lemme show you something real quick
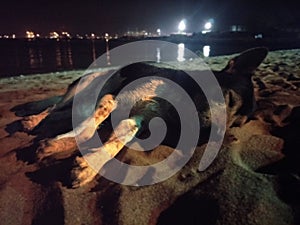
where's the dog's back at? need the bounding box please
[107,47,268,133]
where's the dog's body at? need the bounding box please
[34,47,268,187]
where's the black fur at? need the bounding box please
[103,47,268,133]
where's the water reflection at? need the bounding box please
[177,43,185,62]
[28,47,43,69]
[38,48,43,64]
[23,40,211,76]
[92,40,97,61]
[67,42,73,66]
[55,45,62,67]
[203,45,210,57]
[156,47,161,63]
[106,40,111,66]
[54,42,74,69]
[28,48,36,67]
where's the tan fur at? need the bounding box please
[71,117,141,187]
[36,94,117,160]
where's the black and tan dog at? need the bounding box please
[32,47,268,187]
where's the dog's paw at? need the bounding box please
[70,156,98,188]
[36,138,77,161]
[21,111,50,132]
[36,139,59,161]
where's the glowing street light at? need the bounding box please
[178,19,186,33]
[204,22,212,30]
[202,19,214,34]
[104,33,110,42]
[157,28,161,36]
[49,32,59,39]
[26,31,35,39]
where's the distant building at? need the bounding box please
[230,25,247,32]
[61,31,71,39]
[0,34,16,39]
[49,32,60,39]
[26,31,35,39]
[123,30,152,38]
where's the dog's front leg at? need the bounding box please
[36,94,117,160]
[71,116,143,188]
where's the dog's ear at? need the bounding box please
[224,47,268,74]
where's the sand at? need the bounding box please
[0,49,299,225]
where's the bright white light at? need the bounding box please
[105,33,110,42]
[204,22,212,30]
[156,47,161,63]
[203,45,210,57]
[157,28,161,36]
[177,43,185,62]
[49,32,59,39]
[178,20,186,32]
[26,31,35,39]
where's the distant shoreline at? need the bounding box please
[0,48,299,85]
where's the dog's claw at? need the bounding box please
[70,156,98,188]
[36,139,56,161]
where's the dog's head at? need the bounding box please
[223,47,268,75]
[216,47,268,127]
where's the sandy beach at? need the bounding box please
[0,49,299,225]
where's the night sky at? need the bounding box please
[1,0,299,36]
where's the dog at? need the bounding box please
[34,47,268,187]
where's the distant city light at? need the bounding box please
[76,34,83,39]
[104,33,110,42]
[0,34,16,39]
[157,28,161,36]
[178,20,186,32]
[26,31,35,39]
[202,19,214,34]
[254,33,263,39]
[49,31,59,39]
[204,22,212,30]
[62,31,71,38]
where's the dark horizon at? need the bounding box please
[1,0,300,36]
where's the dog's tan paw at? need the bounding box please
[22,111,50,131]
[36,138,77,161]
[71,156,98,188]
[36,139,58,161]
